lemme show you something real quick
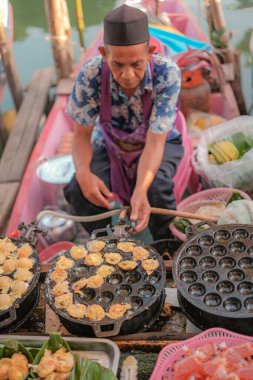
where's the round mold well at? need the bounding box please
[124,271,141,284]
[247,246,253,256]
[214,229,231,241]
[238,257,253,269]
[144,271,161,285]
[198,235,214,247]
[116,284,132,297]
[199,256,216,269]
[216,281,234,294]
[202,271,219,283]
[78,288,96,303]
[228,241,246,254]
[97,291,114,305]
[129,296,143,310]
[232,228,249,239]
[138,284,156,298]
[188,283,206,297]
[180,271,197,284]
[179,257,196,270]
[227,269,245,282]
[237,281,253,296]
[203,293,222,307]
[210,245,227,257]
[186,245,203,256]
[72,265,89,278]
[223,297,242,312]
[244,297,253,312]
[219,257,236,269]
[106,273,123,286]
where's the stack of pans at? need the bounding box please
[45,236,166,337]
[173,224,253,334]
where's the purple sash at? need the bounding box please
[100,60,154,204]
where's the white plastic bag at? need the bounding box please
[192,116,253,191]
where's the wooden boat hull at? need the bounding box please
[6,0,240,250]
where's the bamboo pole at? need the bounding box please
[75,0,85,49]
[205,0,247,115]
[44,0,74,80]
[0,23,23,110]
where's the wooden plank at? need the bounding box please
[0,182,20,233]
[0,68,53,182]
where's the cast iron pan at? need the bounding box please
[173,223,253,334]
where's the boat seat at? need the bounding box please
[173,110,200,204]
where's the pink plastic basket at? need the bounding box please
[170,187,251,241]
[149,327,253,380]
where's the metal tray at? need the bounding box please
[0,335,120,375]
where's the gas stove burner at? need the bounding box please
[173,224,253,335]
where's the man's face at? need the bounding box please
[99,42,155,95]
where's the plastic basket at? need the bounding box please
[170,187,251,241]
[149,327,253,380]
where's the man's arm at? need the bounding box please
[73,123,112,209]
[130,130,167,232]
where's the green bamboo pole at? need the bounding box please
[75,0,85,49]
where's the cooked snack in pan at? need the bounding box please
[52,281,69,297]
[2,258,16,274]
[10,280,28,300]
[54,293,73,310]
[0,293,13,310]
[67,303,86,319]
[85,253,103,266]
[96,264,115,278]
[50,269,68,283]
[104,252,122,265]
[72,278,88,294]
[85,304,105,321]
[141,258,159,275]
[0,276,12,293]
[17,242,33,258]
[70,245,87,260]
[0,353,29,380]
[118,260,138,271]
[87,240,106,252]
[0,238,17,254]
[55,256,74,270]
[132,246,149,261]
[0,253,6,265]
[16,257,33,270]
[87,274,104,289]
[117,242,136,252]
[14,268,33,282]
[107,303,131,319]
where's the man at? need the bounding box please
[64,4,183,240]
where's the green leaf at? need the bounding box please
[0,340,34,363]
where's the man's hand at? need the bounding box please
[77,171,113,209]
[130,190,151,233]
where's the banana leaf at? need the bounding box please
[79,358,118,380]
[0,339,34,363]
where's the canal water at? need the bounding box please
[2,0,253,113]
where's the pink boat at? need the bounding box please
[6,0,240,250]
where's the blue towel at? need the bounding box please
[149,26,211,55]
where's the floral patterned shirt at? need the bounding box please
[66,53,181,146]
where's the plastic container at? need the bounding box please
[150,327,253,380]
[170,187,251,241]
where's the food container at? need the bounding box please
[173,223,253,334]
[45,227,166,337]
[150,327,253,380]
[36,154,75,207]
[0,335,120,375]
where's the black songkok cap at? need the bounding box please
[103,4,149,46]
